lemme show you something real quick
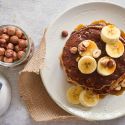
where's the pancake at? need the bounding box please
[61,20,125,95]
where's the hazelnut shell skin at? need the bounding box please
[0,48,5,56]
[10,35,19,44]
[17,51,25,59]
[3,57,13,63]
[62,30,68,37]
[5,49,14,58]
[7,27,16,36]
[19,39,28,48]
[7,43,14,50]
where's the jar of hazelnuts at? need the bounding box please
[0,25,34,68]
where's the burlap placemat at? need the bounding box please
[19,30,81,121]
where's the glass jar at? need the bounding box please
[0,25,34,68]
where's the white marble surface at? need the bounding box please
[0,0,125,125]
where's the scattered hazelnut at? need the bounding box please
[70,47,77,54]
[17,51,25,59]
[16,29,23,38]
[1,34,9,41]
[100,58,109,67]
[76,56,80,62]
[7,26,16,35]
[3,57,13,63]
[107,59,115,68]
[10,35,19,44]
[5,49,14,58]
[78,42,86,52]
[0,39,6,44]
[82,40,90,47]
[7,43,14,50]
[61,30,68,37]
[13,51,17,61]
[0,48,5,56]
[0,56,4,61]
[92,49,101,58]
[19,39,28,48]
[14,45,23,52]
[115,86,121,91]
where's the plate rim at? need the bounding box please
[40,1,125,121]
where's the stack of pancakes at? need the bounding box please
[61,20,125,95]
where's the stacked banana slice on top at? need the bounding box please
[66,24,125,107]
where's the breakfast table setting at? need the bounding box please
[1,0,125,125]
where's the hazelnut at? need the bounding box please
[100,58,109,67]
[0,43,7,48]
[76,56,80,62]
[78,42,86,52]
[7,26,16,35]
[13,51,17,61]
[92,49,101,58]
[1,34,9,41]
[61,30,68,37]
[2,27,7,33]
[14,45,23,52]
[3,57,13,63]
[7,43,14,50]
[107,59,115,68]
[0,39,6,44]
[17,51,25,59]
[0,48,5,56]
[21,34,27,40]
[19,39,28,48]
[0,56,4,61]
[82,40,90,47]
[70,47,77,54]
[10,35,19,44]
[16,29,23,38]
[5,49,14,58]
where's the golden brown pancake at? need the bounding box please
[61,20,125,95]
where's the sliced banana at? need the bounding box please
[97,56,116,76]
[78,40,98,57]
[101,25,120,44]
[66,86,83,104]
[78,56,97,74]
[106,40,124,58]
[79,90,99,107]
[75,24,85,31]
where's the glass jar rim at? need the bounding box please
[0,24,31,68]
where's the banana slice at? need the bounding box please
[97,56,116,76]
[66,86,83,104]
[101,25,120,44]
[78,40,98,57]
[78,56,97,74]
[106,40,124,58]
[79,90,99,107]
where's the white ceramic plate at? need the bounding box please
[40,2,125,121]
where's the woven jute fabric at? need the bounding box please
[19,31,81,121]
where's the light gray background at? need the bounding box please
[0,0,125,125]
